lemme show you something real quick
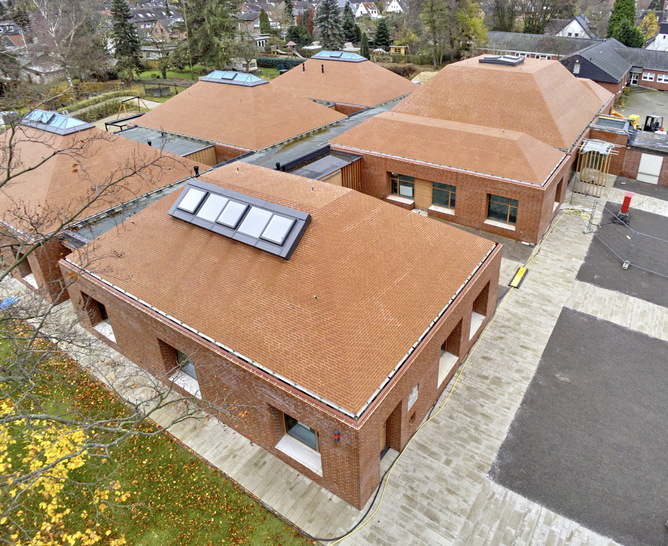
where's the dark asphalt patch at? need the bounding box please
[490,308,668,546]
[576,202,668,308]
[614,177,668,202]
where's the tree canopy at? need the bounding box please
[111,0,142,79]
[375,18,391,48]
[315,0,344,50]
[607,0,636,37]
[611,18,645,47]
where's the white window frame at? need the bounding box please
[642,72,655,81]
[657,73,668,83]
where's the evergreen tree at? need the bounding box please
[375,18,391,48]
[283,0,295,27]
[316,0,344,49]
[111,0,142,78]
[607,0,636,37]
[354,23,362,43]
[342,2,356,43]
[287,25,310,46]
[360,31,370,58]
[260,9,271,34]
[611,19,645,47]
[183,0,237,68]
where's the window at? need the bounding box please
[83,293,115,342]
[276,412,323,475]
[657,74,668,83]
[175,350,196,379]
[169,348,200,397]
[284,415,319,451]
[439,321,462,386]
[13,248,36,288]
[432,182,456,209]
[642,72,655,81]
[487,194,518,225]
[390,173,414,199]
[407,384,419,409]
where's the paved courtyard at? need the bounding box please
[2,174,667,545]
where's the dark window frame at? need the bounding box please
[487,194,519,225]
[284,414,320,451]
[390,173,415,199]
[432,182,456,209]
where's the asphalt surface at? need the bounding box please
[576,202,668,308]
[490,307,668,546]
[614,176,668,201]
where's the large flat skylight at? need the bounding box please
[200,70,268,87]
[22,109,94,135]
[168,179,310,260]
[312,50,366,63]
[479,55,525,66]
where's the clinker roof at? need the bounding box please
[71,163,498,416]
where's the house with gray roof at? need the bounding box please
[480,32,600,60]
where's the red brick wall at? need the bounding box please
[637,71,668,91]
[621,148,668,187]
[2,238,71,304]
[60,245,502,509]
[329,150,566,244]
[335,103,366,115]
[213,144,248,164]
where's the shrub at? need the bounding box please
[256,57,305,69]
[76,100,122,122]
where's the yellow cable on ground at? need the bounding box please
[330,209,574,544]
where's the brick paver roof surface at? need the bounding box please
[0,125,200,234]
[271,57,417,107]
[74,163,497,415]
[331,111,566,184]
[392,56,611,150]
[135,79,345,151]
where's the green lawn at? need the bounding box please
[0,327,312,545]
[137,66,207,81]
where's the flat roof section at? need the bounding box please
[288,150,361,180]
[118,126,214,157]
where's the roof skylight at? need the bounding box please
[169,179,310,259]
[22,109,94,135]
[200,70,268,86]
[479,55,525,66]
[312,50,366,63]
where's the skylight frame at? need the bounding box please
[168,178,311,260]
[311,50,366,63]
[21,109,94,136]
[199,70,269,87]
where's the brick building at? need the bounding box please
[0,110,202,303]
[330,56,613,244]
[131,71,345,164]
[271,51,417,114]
[61,162,502,508]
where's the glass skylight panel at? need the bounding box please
[217,201,248,229]
[238,207,273,238]
[195,193,229,222]
[261,215,294,245]
[177,188,207,213]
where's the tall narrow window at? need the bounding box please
[14,248,37,288]
[170,348,200,397]
[432,182,456,209]
[390,173,414,199]
[82,293,115,342]
[276,411,323,475]
[487,194,519,225]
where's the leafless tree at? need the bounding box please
[0,107,250,543]
[24,0,109,86]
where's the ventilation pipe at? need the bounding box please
[193,165,200,177]
[147,140,152,147]
[321,64,324,73]
[302,63,305,72]
[275,162,281,170]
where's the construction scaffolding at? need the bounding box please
[572,139,617,198]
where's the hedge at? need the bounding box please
[59,90,137,115]
[256,57,305,70]
[75,100,122,122]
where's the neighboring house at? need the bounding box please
[61,161,502,509]
[481,31,601,60]
[545,15,596,39]
[385,0,407,14]
[130,4,184,42]
[132,70,345,162]
[330,56,613,244]
[0,20,25,49]
[271,50,416,114]
[645,21,668,51]
[560,38,631,96]
[355,2,381,18]
[0,110,202,304]
[614,47,668,90]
